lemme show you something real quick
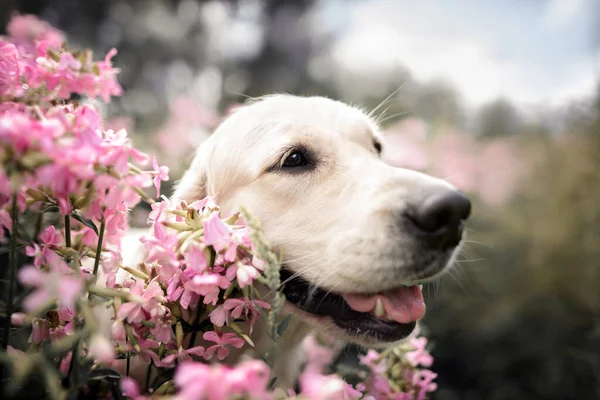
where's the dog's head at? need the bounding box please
[173,94,471,347]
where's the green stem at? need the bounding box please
[92,220,105,276]
[67,339,80,387]
[145,364,152,391]
[126,335,130,377]
[187,306,205,349]
[2,193,19,353]
[33,212,44,240]
[64,215,71,248]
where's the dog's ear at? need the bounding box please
[171,136,215,203]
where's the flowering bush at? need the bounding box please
[382,118,529,206]
[0,14,437,400]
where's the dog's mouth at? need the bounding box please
[279,269,424,343]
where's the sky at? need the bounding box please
[323,0,599,109]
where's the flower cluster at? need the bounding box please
[107,196,272,372]
[356,337,437,400]
[382,118,527,206]
[0,14,438,400]
[1,14,121,103]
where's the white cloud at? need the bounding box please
[327,0,597,108]
[543,0,586,28]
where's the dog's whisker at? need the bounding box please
[454,258,485,263]
[228,91,254,100]
[446,269,468,295]
[303,284,321,308]
[461,239,492,248]
[376,110,412,125]
[368,80,410,119]
[373,105,393,124]
[311,283,344,312]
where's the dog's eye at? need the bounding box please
[373,141,382,154]
[282,150,308,168]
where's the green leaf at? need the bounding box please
[276,314,292,337]
[40,205,59,213]
[70,211,99,235]
[268,376,278,389]
[71,357,95,388]
[87,368,121,381]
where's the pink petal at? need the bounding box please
[203,345,217,361]
[186,346,205,357]
[217,346,230,360]
[18,265,45,286]
[203,212,232,252]
[202,331,221,344]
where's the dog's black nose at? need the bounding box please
[405,188,471,248]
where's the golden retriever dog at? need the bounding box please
[115,94,471,387]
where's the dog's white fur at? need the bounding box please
[113,94,462,386]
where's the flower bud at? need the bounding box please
[176,321,184,348]
[11,312,27,326]
[111,320,126,342]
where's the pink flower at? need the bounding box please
[173,360,270,400]
[0,41,23,97]
[25,225,64,267]
[234,262,260,288]
[18,265,83,311]
[202,331,245,361]
[10,312,26,326]
[303,335,336,371]
[188,195,217,212]
[30,318,49,344]
[413,369,438,400]
[224,298,270,320]
[117,281,166,324]
[223,360,271,398]
[183,273,230,302]
[140,232,180,279]
[203,212,233,252]
[406,337,433,367]
[48,306,76,340]
[150,318,173,343]
[121,377,146,400]
[104,201,129,237]
[139,347,162,368]
[148,198,169,239]
[223,297,270,333]
[209,305,230,327]
[174,362,228,400]
[151,156,169,198]
[161,345,205,368]
[7,14,64,52]
[111,320,126,342]
[183,245,208,273]
[299,369,349,400]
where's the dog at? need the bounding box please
[116,94,471,387]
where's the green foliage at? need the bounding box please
[474,98,522,138]
[424,87,600,400]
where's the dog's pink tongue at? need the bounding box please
[342,286,425,324]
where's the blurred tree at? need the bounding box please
[410,79,465,128]
[0,0,321,127]
[474,98,522,138]
[426,85,600,400]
